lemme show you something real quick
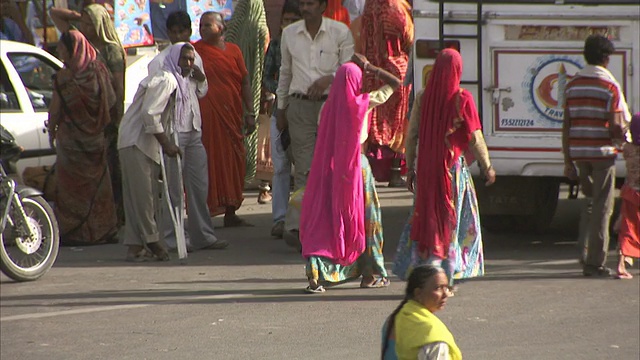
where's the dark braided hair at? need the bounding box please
[381,265,443,360]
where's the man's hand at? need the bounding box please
[162,143,181,158]
[191,64,206,82]
[276,108,288,132]
[307,75,333,100]
[244,115,257,136]
[564,162,578,181]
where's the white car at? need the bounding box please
[0,40,61,176]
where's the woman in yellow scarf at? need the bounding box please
[382,265,462,360]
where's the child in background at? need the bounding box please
[616,113,640,279]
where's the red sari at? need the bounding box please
[411,49,481,258]
[194,41,248,214]
[361,0,413,152]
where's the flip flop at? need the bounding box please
[304,285,325,294]
[615,272,633,280]
[360,277,390,288]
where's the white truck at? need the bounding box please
[411,0,640,232]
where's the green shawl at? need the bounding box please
[225,0,269,182]
[83,4,124,49]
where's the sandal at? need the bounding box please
[360,277,390,288]
[224,214,254,228]
[125,247,155,262]
[615,271,633,280]
[147,243,170,262]
[304,285,325,294]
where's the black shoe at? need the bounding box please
[583,265,612,277]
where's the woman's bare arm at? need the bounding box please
[49,8,82,33]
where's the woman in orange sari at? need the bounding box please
[194,12,256,227]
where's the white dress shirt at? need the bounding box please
[117,72,177,164]
[276,17,354,109]
[147,46,208,132]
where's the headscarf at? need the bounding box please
[63,30,98,73]
[411,49,467,258]
[300,62,370,266]
[162,43,193,130]
[51,30,115,136]
[83,4,124,48]
[224,0,269,181]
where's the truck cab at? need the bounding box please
[411,0,640,232]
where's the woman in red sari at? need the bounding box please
[361,0,413,186]
[393,49,496,289]
[194,12,256,226]
[47,30,117,245]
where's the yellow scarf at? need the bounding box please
[395,300,462,360]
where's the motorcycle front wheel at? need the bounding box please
[0,195,60,281]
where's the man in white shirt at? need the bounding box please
[275,0,354,193]
[118,43,191,261]
[275,0,354,248]
[147,11,228,252]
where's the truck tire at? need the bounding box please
[514,179,560,234]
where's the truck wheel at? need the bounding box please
[480,214,515,233]
[514,179,560,234]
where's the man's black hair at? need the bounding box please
[282,0,302,17]
[166,11,191,31]
[583,35,615,66]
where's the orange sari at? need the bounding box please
[194,41,248,214]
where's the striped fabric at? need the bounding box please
[565,76,621,161]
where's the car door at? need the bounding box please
[3,51,59,172]
[0,58,43,173]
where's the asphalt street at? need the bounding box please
[1,185,639,360]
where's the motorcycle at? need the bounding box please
[0,125,59,281]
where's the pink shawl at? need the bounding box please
[300,63,370,265]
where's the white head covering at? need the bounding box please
[163,43,194,129]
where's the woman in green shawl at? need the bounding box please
[224,0,270,192]
[51,4,126,232]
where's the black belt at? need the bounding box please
[290,93,328,101]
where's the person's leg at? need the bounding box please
[120,147,167,260]
[182,131,228,249]
[576,161,593,266]
[358,154,389,287]
[270,114,291,237]
[584,159,615,274]
[388,157,406,187]
[258,180,272,203]
[287,98,320,191]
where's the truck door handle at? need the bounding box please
[484,86,511,105]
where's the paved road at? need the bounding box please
[1,186,638,360]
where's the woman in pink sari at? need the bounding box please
[300,55,401,293]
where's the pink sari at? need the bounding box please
[300,63,370,266]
